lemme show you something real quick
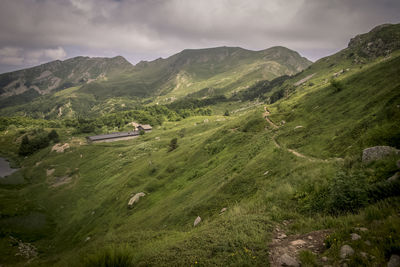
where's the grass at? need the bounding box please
[0,32,399,266]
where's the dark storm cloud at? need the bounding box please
[0,0,399,73]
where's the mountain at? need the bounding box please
[0,56,133,108]
[0,23,399,266]
[0,46,311,118]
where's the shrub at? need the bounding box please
[330,79,344,92]
[168,138,178,152]
[326,172,368,215]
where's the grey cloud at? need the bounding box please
[0,0,399,73]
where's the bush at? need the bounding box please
[168,138,178,152]
[330,79,344,92]
[326,172,368,215]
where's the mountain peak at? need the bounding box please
[348,23,400,58]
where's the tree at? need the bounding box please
[168,138,178,152]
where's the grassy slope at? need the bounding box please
[0,45,400,266]
[0,47,311,119]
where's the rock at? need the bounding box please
[220,207,227,213]
[388,172,400,182]
[340,245,354,259]
[307,235,313,240]
[321,256,328,262]
[388,255,400,267]
[277,233,287,239]
[155,137,160,140]
[194,216,201,226]
[364,240,371,246]
[351,233,361,241]
[362,146,400,163]
[290,239,306,246]
[128,192,145,207]
[203,119,209,123]
[85,236,91,242]
[51,143,70,153]
[354,227,368,232]
[277,253,299,267]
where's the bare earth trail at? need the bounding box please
[263,107,342,163]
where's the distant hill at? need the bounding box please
[0,56,133,107]
[0,45,311,118]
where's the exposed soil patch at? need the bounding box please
[269,225,331,266]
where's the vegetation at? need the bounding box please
[0,23,399,266]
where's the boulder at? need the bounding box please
[351,233,361,241]
[277,253,299,267]
[362,146,400,163]
[128,192,145,207]
[340,245,354,259]
[388,254,400,267]
[194,216,201,226]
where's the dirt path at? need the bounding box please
[269,223,331,266]
[263,107,342,163]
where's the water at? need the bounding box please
[0,157,18,177]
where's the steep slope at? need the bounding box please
[0,24,399,266]
[0,56,133,107]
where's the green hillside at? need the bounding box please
[0,24,399,266]
[0,46,311,119]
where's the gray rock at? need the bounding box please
[321,256,328,262]
[364,240,372,246]
[362,146,400,163]
[340,245,354,259]
[351,233,361,241]
[388,172,400,182]
[193,216,201,226]
[388,254,400,267]
[277,233,287,239]
[278,253,299,267]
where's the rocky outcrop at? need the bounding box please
[362,146,400,163]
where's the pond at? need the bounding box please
[0,157,19,178]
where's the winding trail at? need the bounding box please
[263,107,342,163]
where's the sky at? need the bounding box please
[0,0,399,74]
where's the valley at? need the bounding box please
[0,23,399,266]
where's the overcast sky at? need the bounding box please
[0,0,399,73]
